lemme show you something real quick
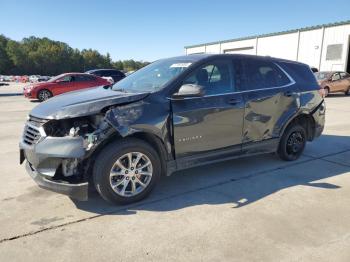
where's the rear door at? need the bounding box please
[171,58,245,158]
[239,58,298,148]
[83,75,102,88]
[73,75,99,90]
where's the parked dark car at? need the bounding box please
[85,69,125,84]
[23,73,110,101]
[20,54,325,204]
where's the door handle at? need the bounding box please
[228,98,241,105]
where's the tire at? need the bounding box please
[93,138,161,205]
[277,124,307,161]
[324,87,330,97]
[37,89,52,101]
[345,87,350,96]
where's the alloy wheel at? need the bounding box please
[38,90,51,101]
[109,152,153,197]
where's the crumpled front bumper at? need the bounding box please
[25,161,89,200]
[20,136,89,201]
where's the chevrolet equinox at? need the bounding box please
[20,54,325,204]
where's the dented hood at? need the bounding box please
[30,86,150,119]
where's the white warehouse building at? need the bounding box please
[185,20,350,73]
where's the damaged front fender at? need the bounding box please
[105,100,167,138]
[104,99,173,159]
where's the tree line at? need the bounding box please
[0,35,150,76]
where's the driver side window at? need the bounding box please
[183,60,234,95]
[61,76,72,82]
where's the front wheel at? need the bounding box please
[37,89,52,101]
[345,87,350,96]
[93,138,161,205]
[278,124,306,161]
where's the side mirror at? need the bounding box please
[172,84,205,99]
[103,84,112,89]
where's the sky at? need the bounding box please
[0,0,349,62]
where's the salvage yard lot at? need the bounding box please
[0,84,350,261]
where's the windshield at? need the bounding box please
[48,74,66,82]
[314,72,331,80]
[112,59,192,92]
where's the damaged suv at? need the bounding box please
[20,54,325,204]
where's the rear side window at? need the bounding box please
[340,72,350,79]
[103,70,112,76]
[118,71,126,77]
[110,70,119,76]
[86,75,97,81]
[108,70,125,77]
[75,75,95,81]
[241,59,291,91]
[279,62,318,88]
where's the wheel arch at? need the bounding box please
[86,130,170,178]
[129,132,169,176]
[324,86,330,95]
[280,113,316,141]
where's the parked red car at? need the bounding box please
[20,75,29,83]
[23,73,110,101]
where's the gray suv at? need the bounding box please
[20,54,325,205]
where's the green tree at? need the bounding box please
[0,35,13,74]
[0,35,150,75]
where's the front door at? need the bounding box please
[171,58,244,158]
[54,75,73,95]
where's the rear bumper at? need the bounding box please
[312,100,326,139]
[25,161,89,200]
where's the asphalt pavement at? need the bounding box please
[0,85,349,261]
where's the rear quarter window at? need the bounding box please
[279,62,318,90]
[241,59,291,91]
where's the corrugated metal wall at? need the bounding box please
[185,24,350,72]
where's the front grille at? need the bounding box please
[22,116,48,145]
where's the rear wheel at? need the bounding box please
[37,89,52,101]
[93,138,161,205]
[278,124,306,161]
